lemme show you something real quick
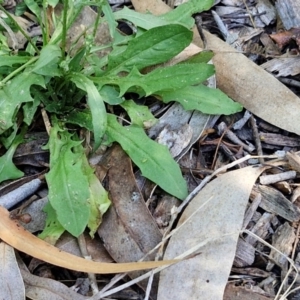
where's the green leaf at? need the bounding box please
[181,51,214,64]
[65,109,93,131]
[24,0,42,22]
[99,85,124,105]
[161,0,214,28]
[38,202,66,244]
[70,73,107,150]
[121,100,157,128]
[106,114,188,200]
[0,129,24,183]
[95,63,214,96]
[105,24,193,74]
[23,96,40,125]
[0,56,31,67]
[47,0,60,7]
[32,44,62,76]
[114,0,214,30]
[114,7,176,30]
[45,123,90,237]
[0,72,44,134]
[102,0,118,39]
[81,156,110,238]
[157,85,243,114]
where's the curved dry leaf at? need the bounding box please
[0,242,25,300]
[0,206,176,274]
[157,166,265,300]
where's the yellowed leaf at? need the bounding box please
[0,206,175,273]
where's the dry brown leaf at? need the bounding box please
[0,206,176,273]
[132,0,300,136]
[0,242,25,300]
[21,268,87,300]
[98,145,163,295]
[157,166,265,300]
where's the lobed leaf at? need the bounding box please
[38,202,66,245]
[114,0,214,30]
[0,72,44,134]
[0,131,24,183]
[105,24,193,74]
[0,56,31,67]
[106,114,188,200]
[156,85,243,115]
[45,123,90,237]
[94,63,215,96]
[121,100,157,128]
[161,0,214,28]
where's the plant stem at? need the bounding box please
[0,57,38,85]
[61,0,69,59]
[0,5,40,54]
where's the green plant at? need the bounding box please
[0,0,242,238]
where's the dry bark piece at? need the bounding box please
[256,185,300,222]
[244,212,273,246]
[259,132,300,147]
[231,267,270,277]
[266,222,296,271]
[233,238,255,267]
[259,171,296,185]
[260,56,300,77]
[224,283,274,300]
[286,151,300,172]
[275,0,300,30]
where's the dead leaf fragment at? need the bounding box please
[0,242,25,300]
[157,166,265,300]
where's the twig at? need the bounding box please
[250,115,264,164]
[77,234,99,295]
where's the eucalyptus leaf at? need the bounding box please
[105,24,193,74]
[157,85,243,115]
[106,114,188,200]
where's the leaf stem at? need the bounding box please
[61,0,69,59]
[0,5,40,54]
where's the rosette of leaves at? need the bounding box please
[0,0,242,238]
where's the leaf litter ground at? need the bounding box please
[2,0,300,299]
